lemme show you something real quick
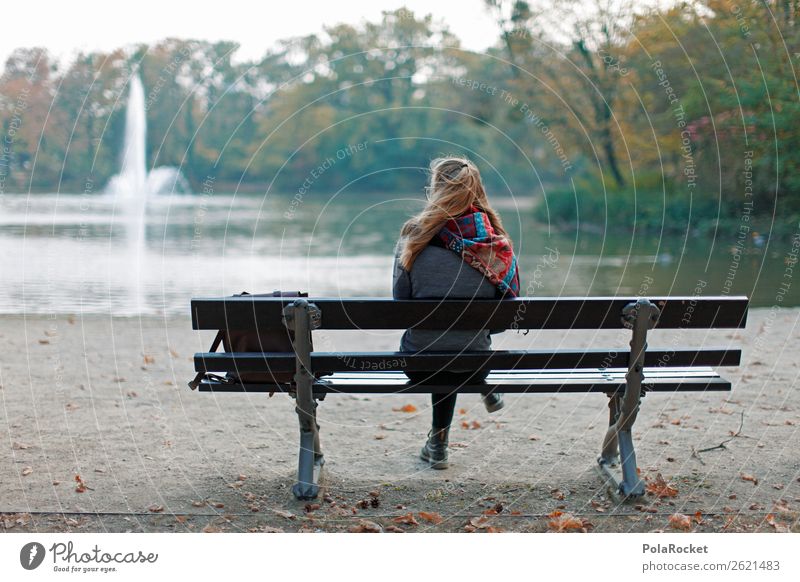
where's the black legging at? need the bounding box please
[405,370,490,430]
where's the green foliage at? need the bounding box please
[0,3,797,231]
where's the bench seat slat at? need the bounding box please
[191,296,748,331]
[196,369,731,394]
[194,348,741,374]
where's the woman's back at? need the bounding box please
[393,244,497,352]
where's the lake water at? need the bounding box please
[0,191,793,315]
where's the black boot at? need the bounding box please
[420,427,449,469]
[482,392,505,413]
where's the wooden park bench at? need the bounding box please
[189,295,748,500]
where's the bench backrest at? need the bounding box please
[191,296,749,331]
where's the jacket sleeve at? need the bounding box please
[392,248,412,300]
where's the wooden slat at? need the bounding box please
[194,348,741,374]
[196,369,731,394]
[191,296,748,331]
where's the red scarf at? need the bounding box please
[437,206,520,296]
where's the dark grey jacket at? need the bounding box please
[392,243,501,355]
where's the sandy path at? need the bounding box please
[1,309,798,532]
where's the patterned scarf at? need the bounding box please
[437,205,520,297]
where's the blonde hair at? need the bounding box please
[399,156,509,271]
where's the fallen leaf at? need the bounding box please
[12,442,31,450]
[202,524,222,533]
[668,513,692,531]
[175,515,187,524]
[764,514,789,532]
[213,502,224,509]
[772,500,791,514]
[384,525,404,533]
[393,513,419,526]
[392,404,417,413]
[21,467,32,477]
[143,355,155,365]
[38,339,50,345]
[374,434,386,440]
[646,473,679,498]
[469,515,491,529]
[458,408,467,415]
[74,474,91,493]
[693,511,704,525]
[275,510,295,520]
[528,435,540,441]
[237,474,247,481]
[419,511,443,524]
[349,519,382,533]
[148,505,164,513]
[191,501,206,508]
[741,473,759,485]
[548,512,586,532]
[486,526,503,533]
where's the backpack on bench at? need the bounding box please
[189,290,323,389]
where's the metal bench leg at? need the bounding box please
[284,299,324,500]
[600,393,621,464]
[598,298,660,499]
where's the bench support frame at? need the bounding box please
[598,298,660,498]
[284,299,324,500]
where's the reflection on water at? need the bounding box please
[0,192,790,315]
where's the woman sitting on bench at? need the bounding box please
[392,156,520,469]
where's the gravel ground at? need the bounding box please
[1,309,798,533]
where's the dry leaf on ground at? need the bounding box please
[419,511,443,524]
[741,473,759,485]
[393,513,419,526]
[668,513,692,531]
[74,474,90,493]
[547,511,586,532]
[646,473,679,498]
[469,516,492,529]
[349,519,382,533]
[392,404,417,413]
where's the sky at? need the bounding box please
[0,0,504,67]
